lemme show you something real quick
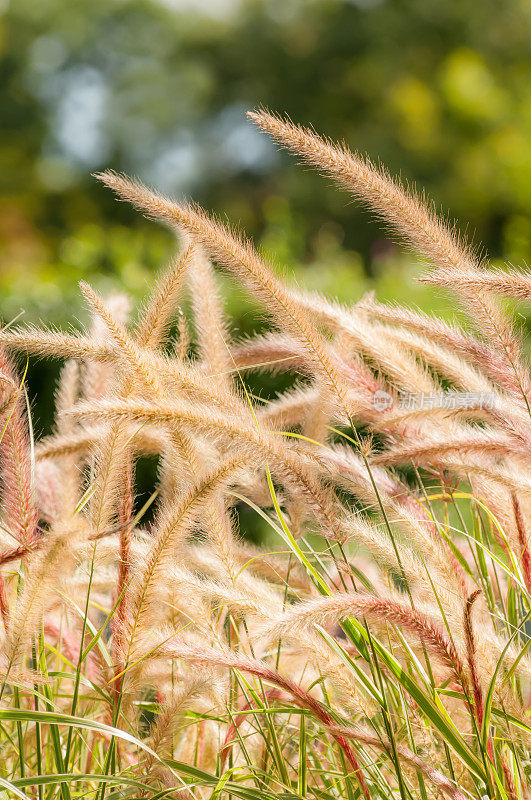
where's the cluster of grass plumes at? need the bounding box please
[0,110,530,800]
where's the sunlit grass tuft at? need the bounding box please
[0,112,529,799]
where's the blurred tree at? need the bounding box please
[2,0,531,307]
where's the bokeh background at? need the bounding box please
[1,0,531,435]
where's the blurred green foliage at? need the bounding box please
[1,0,531,430]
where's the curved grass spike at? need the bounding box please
[247,109,531,416]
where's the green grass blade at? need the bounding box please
[0,709,160,761]
[0,776,28,799]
